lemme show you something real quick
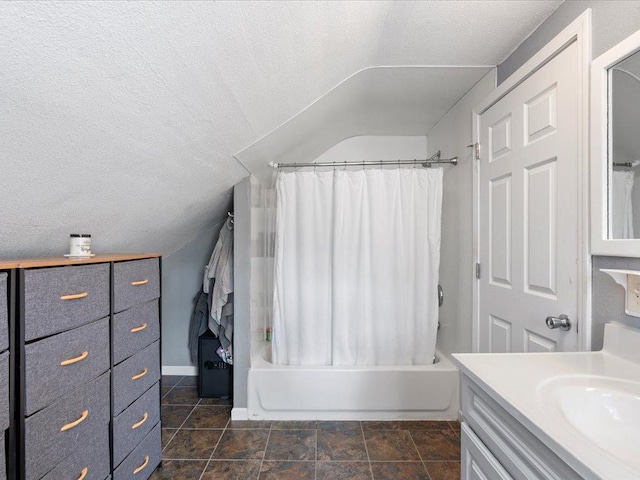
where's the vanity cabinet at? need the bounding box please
[3,254,162,480]
[460,375,582,480]
[461,422,511,480]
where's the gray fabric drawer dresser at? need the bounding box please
[0,271,11,480]
[0,254,162,480]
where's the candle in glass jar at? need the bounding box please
[69,234,91,256]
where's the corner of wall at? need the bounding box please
[233,177,252,408]
[161,219,225,369]
[427,70,496,355]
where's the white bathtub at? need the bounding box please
[247,345,460,421]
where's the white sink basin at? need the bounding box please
[538,375,640,469]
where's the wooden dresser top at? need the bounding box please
[0,253,161,269]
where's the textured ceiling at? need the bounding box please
[0,1,562,258]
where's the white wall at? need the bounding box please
[427,70,497,355]
[497,1,640,84]
[314,135,427,164]
[161,220,224,372]
[233,177,252,409]
[235,69,487,184]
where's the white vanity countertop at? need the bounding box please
[452,323,640,480]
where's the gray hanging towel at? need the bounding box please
[188,290,210,365]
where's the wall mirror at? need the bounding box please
[592,28,640,256]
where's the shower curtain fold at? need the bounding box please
[612,170,635,239]
[272,168,443,366]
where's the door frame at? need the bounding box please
[471,10,592,352]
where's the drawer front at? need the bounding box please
[113,423,161,480]
[113,382,160,466]
[114,259,160,313]
[0,432,5,480]
[462,376,582,480]
[113,300,160,365]
[0,272,8,353]
[461,422,513,480]
[25,317,110,415]
[0,352,9,432]
[25,372,110,480]
[113,341,160,415]
[42,427,110,480]
[24,264,110,341]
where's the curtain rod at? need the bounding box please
[270,150,458,169]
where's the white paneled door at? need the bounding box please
[478,42,580,353]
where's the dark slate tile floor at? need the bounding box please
[152,376,461,480]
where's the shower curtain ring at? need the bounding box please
[344,161,347,171]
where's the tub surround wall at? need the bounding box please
[248,177,274,366]
[426,70,497,355]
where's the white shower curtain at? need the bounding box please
[272,168,443,366]
[612,170,635,239]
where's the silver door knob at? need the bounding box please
[545,314,571,331]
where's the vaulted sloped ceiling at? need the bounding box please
[236,66,493,184]
[0,1,562,258]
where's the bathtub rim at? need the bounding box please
[246,347,461,421]
[250,347,457,372]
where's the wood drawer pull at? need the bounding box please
[60,351,89,366]
[131,279,149,286]
[61,410,89,432]
[131,367,148,381]
[130,323,148,333]
[60,292,88,301]
[133,455,149,475]
[132,412,148,429]
[77,467,88,480]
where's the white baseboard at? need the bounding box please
[162,365,198,376]
[231,408,249,421]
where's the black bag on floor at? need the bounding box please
[198,331,233,398]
